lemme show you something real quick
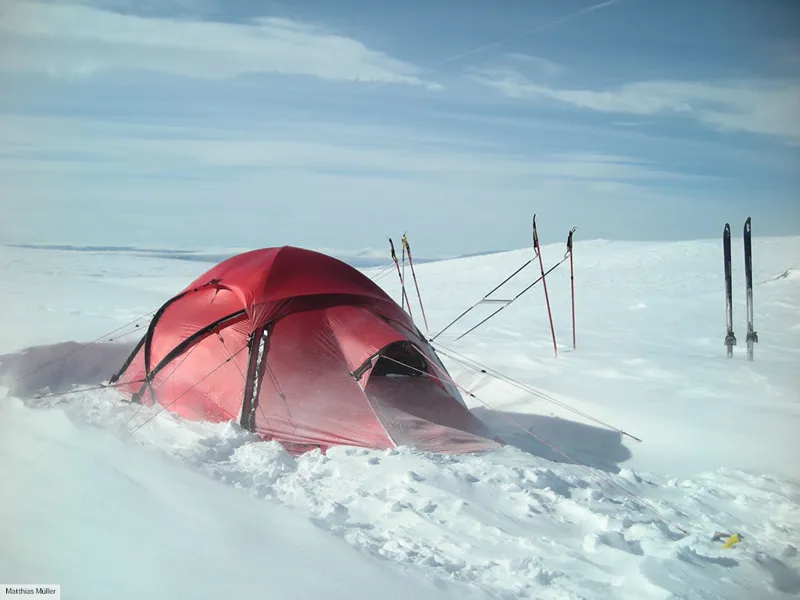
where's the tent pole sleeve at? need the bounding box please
[109,333,147,384]
[240,325,266,430]
[129,309,247,403]
[141,281,229,377]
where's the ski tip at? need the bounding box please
[744,217,751,232]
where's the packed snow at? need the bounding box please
[1,235,799,599]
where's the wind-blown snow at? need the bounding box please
[1,236,799,599]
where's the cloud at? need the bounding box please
[0,156,754,257]
[5,113,794,254]
[0,114,709,185]
[0,0,439,88]
[504,53,564,76]
[470,68,800,142]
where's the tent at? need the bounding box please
[111,246,502,454]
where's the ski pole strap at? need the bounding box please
[389,238,397,262]
[565,227,576,257]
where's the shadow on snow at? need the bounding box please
[472,407,632,473]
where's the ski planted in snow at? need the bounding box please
[723,223,736,357]
[743,217,758,361]
[567,227,576,350]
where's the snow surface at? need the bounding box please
[1,236,799,599]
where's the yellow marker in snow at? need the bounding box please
[722,533,741,549]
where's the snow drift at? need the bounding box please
[1,236,799,599]
[0,341,135,398]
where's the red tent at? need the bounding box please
[112,246,501,454]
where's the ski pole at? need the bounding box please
[389,238,413,320]
[402,234,429,332]
[533,215,558,357]
[401,234,407,311]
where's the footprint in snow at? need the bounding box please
[406,470,425,483]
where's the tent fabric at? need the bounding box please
[113,246,502,455]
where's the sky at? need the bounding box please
[0,0,798,257]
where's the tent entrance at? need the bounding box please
[363,343,498,453]
[369,341,428,379]
[361,340,500,453]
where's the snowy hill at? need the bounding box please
[1,236,799,599]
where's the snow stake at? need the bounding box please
[533,215,558,357]
[402,233,429,333]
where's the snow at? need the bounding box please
[0,396,489,600]
[1,235,800,599]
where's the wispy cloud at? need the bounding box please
[471,68,800,142]
[0,0,439,88]
[0,114,711,185]
[504,53,564,76]
[2,112,787,253]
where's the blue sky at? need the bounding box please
[0,0,798,257]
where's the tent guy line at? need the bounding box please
[120,345,249,437]
[115,337,210,434]
[427,216,576,344]
[430,340,642,443]
[31,378,146,402]
[14,309,157,385]
[380,352,689,538]
[432,251,570,342]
